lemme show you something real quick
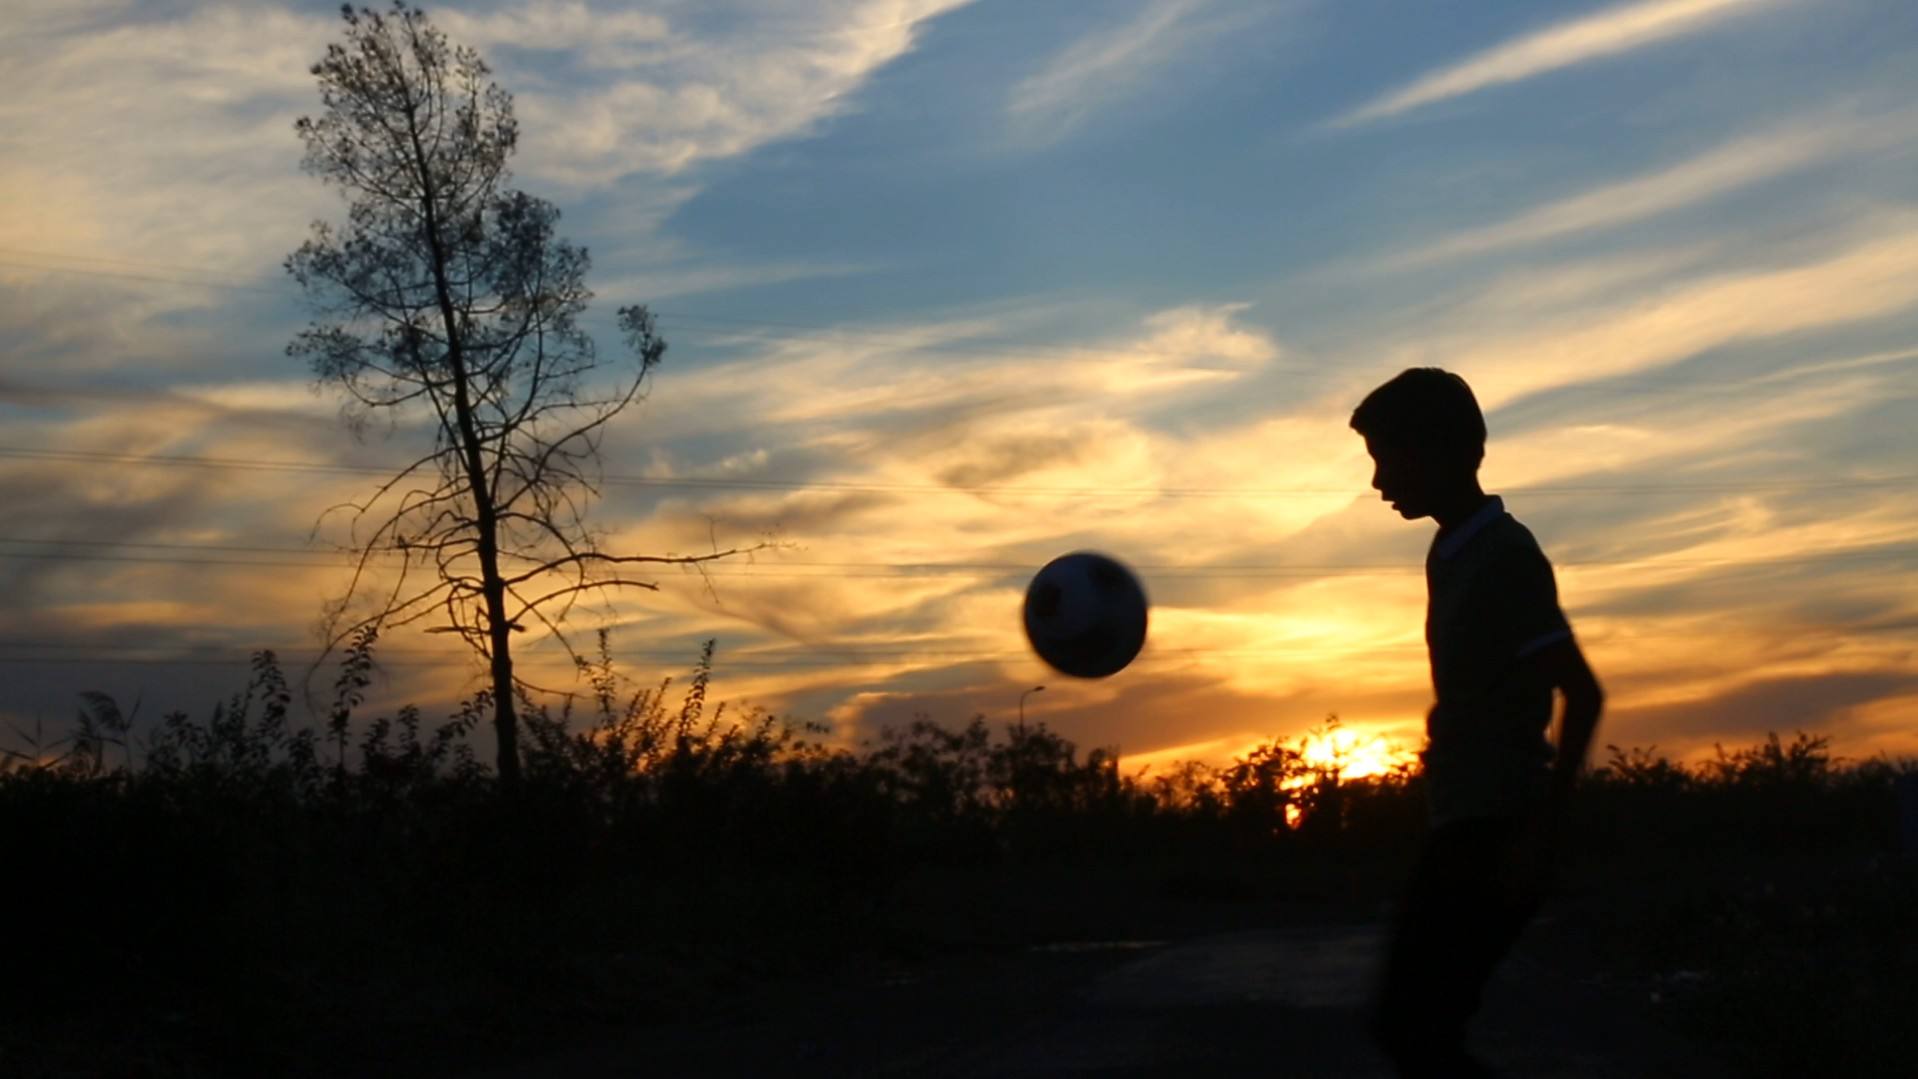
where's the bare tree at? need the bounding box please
[286,2,747,785]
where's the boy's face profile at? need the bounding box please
[1352,368,1486,524]
[1364,435,1441,521]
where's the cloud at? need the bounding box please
[478,0,976,185]
[603,266,1918,765]
[598,258,875,302]
[1380,106,1917,268]
[9,271,1917,765]
[1485,359,1916,494]
[0,1,970,286]
[636,301,1281,443]
[1391,211,1918,411]
[1006,0,1256,144]
[434,0,671,62]
[1606,670,1918,748]
[1330,0,1779,128]
[573,302,1305,689]
[0,3,331,275]
[935,432,1091,488]
[11,212,1916,768]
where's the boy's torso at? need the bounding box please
[1422,497,1569,824]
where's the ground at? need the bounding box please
[480,907,1732,1078]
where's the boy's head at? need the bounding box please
[1350,368,1485,521]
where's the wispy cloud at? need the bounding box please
[0,1,972,279]
[435,0,672,63]
[639,302,1281,444]
[497,0,976,183]
[596,258,875,303]
[1331,0,1779,128]
[1380,107,1914,268]
[1372,211,1918,410]
[0,4,330,273]
[1006,0,1257,144]
[9,268,1916,764]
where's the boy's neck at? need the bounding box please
[1431,485,1492,534]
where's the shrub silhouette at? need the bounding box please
[2,639,1913,1074]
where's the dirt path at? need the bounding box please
[479,910,1732,1078]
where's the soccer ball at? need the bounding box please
[1022,551,1148,679]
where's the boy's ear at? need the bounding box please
[1438,442,1483,474]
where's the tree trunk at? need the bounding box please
[405,94,522,787]
[484,573,520,786]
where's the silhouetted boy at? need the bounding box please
[1351,368,1604,1077]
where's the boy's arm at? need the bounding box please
[1529,635,1604,813]
[1497,635,1603,897]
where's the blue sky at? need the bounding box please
[3,0,1916,769]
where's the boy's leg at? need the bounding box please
[1373,817,1540,1076]
[1375,889,1483,1076]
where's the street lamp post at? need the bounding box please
[1019,684,1045,728]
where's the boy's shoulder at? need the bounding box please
[1485,510,1547,556]
[1479,513,1562,603]
[1451,508,1556,580]
[1432,499,1550,564]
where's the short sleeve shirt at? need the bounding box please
[1422,496,1572,825]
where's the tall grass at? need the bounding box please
[2,637,1912,1075]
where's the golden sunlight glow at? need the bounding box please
[1121,737,1232,773]
[1298,724,1416,780]
[1277,724,1421,827]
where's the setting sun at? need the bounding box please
[1297,723,1416,781]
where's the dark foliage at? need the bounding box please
[2,647,1912,1075]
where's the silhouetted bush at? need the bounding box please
[1574,732,1914,861]
[2,640,1912,1074]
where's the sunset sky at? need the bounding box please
[3,0,1915,772]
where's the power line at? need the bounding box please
[0,642,1361,660]
[0,649,1357,669]
[19,621,1916,657]
[2,250,1316,370]
[0,447,376,477]
[0,247,260,277]
[1,445,1907,497]
[4,245,1283,361]
[0,536,361,557]
[0,255,286,295]
[0,634,1437,660]
[2,622,1910,670]
[0,654,1002,669]
[643,310,1326,372]
[2,534,1913,575]
[9,246,1916,400]
[0,548,1380,576]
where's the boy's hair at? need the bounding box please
[1350,367,1486,466]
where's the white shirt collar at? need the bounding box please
[1433,495,1504,561]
